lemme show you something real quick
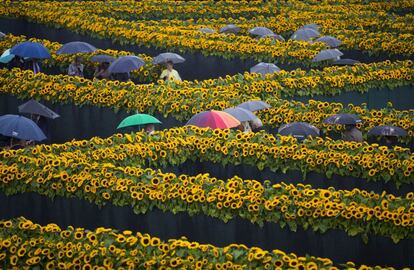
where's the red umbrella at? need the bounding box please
[186,110,241,129]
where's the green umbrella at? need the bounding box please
[117,114,161,129]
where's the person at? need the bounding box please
[342,124,363,142]
[145,124,155,135]
[383,136,398,149]
[111,72,130,82]
[238,121,252,133]
[68,56,84,77]
[94,62,110,79]
[24,59,41,74]
[159,61,182,82]
[9,138,28,150]
[250,117,263,132]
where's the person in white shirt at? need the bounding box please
[68,56,84,77]
[159,61,182,82]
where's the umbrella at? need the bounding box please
[0,49,14,64]
[153,52,185,65]
[90,54,116,63]
[290,28,320,41]
[18,99,60,119]
[312,49,343,62]
[186,110,240,129]
[315,36,342,48]
[223,107,258,122]
[301,23,319,31]
[331,58,360,66]
[260,33,285,42]
[0,114,46,141]
[56,41,97,55]
[219,24,241,34]
[250,62,281,75]
[198,28,216,34]
[108,56,145,74]
[368,126,408,137]
[0,32,5,39]
[323,114,362,125]
[237,100,271,112]
[248,27,274,36]
[117,114,161,129]
[278,122,320,139]
[10,41,51,59]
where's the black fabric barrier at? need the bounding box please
[0,192,412,268]
[0,94,412,195]
[1,17,413,82]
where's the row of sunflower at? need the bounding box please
[1,1,413,57]
[2,127,413,186]
[1,67,413,142]
[0,34,161,83]
[0,217,402,269]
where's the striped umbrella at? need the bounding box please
[186,110,240,129]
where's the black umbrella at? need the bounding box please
[323,114,362,125]
[368,126,408,137]
[278,122,320,139]
[18,99,60,119]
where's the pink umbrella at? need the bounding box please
[186,110,241,129]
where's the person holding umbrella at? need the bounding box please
[160,61,182,82]
[68,56,84,77]
[324,114,363,142]
[10,41,51,74]
[94,62,110,79]
[342,124,363,142]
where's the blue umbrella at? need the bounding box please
[368,126,407,137]
[219,24,241,34]
[10,41,51,59]
[331,58,360,66]
[153,52,185,64]
[238,100,271,112]
[223,107,258,122]
[248,27,274,36]
[323,114,362,125]
[290,28,320,41]
[56,41,97,55]
[0,114,46,141]
[315,36,342,48]
[90,54,116,63]
[0,49,14,64]
[108,56,145,74]
[250,62,281,75]
[312,49,343,62]
[278,122,320,139]
[198,28,216,34]
[260,33,285,42]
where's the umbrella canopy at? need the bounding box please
[219,24,241,34]
[18,99,60,119]
[315,36,342,48]
[323,114,362,125]
[108,56,145,74]
[248,27,274,36]
[0,32,5,38]
[0,114,46,141]
[250,62,281,75]
[10,41,51,59]
[331,58,360,66]
[198,27,216,34]
[312,49,343,62]
[278,122,320,139]
[0,49,14,64]
[56,41,97,55]
[290,28,320,41]
[260,33,285,42]
[117,114,161,129]
[301,23,319,31]
[186,110,240,129]
[90,54,116,63]
[368,126,408,137]
[223,107,258,122]
[238,100,271,112]
[153,52,185,64]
